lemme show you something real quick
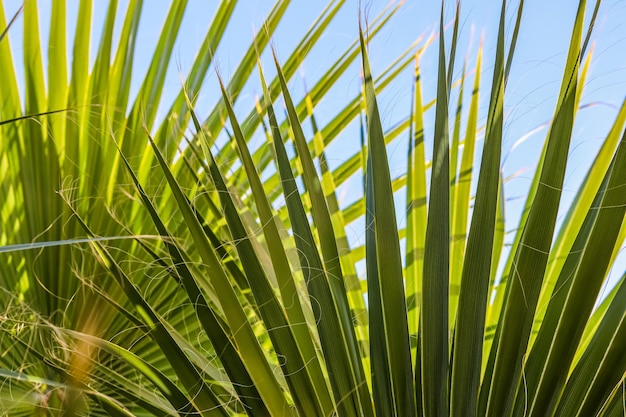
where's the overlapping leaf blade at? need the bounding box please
[361,27,415,417]
[484,2,587,416]
[512,121,626,417]
[450,3,505,416]
[260,54,372,417]
[420,7,451,416]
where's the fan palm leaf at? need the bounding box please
[1,1,625,416]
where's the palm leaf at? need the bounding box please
[1,1,624,416]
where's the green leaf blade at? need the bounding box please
[361,28,415,417]
[420,7,451,416]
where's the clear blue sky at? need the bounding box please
[4,0,626,288]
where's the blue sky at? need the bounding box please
[4,0,626,288]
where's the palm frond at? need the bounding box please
[1,1,624,416]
